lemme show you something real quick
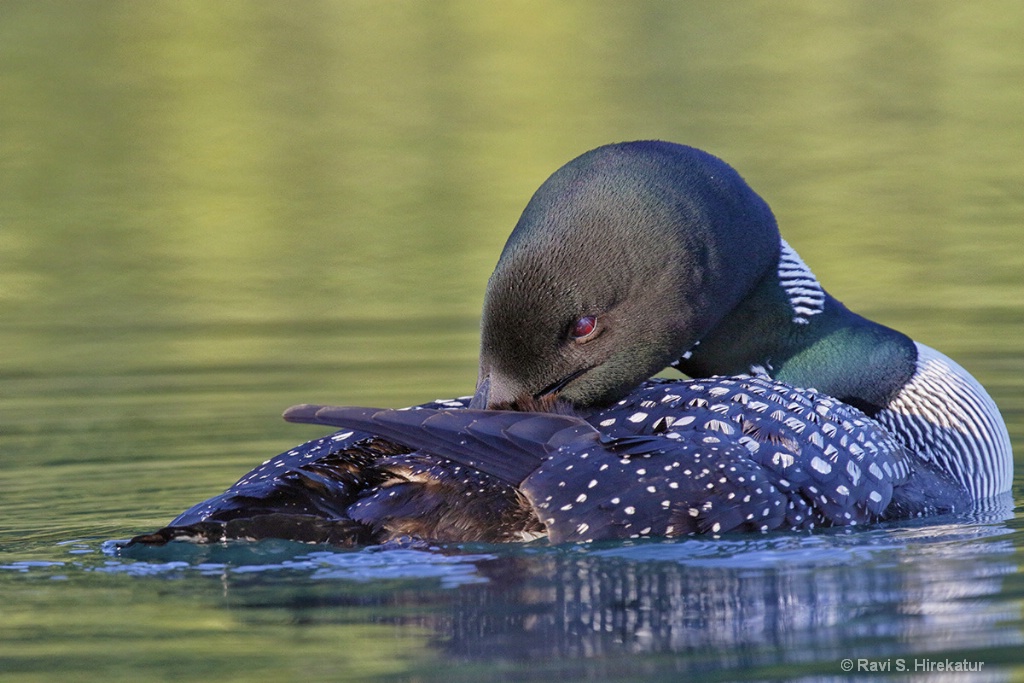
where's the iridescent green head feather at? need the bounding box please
[475,141,780,409]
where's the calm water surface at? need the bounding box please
[3,2,1024,681]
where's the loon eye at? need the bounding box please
[570,315,599,342]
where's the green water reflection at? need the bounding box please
[3,1,1024,681]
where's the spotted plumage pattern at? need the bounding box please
[130,377,969,546]
[546,376,912,541]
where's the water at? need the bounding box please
[3,2,1024,681]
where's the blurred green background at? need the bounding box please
[2,2,1023,680]
[4,2,1022,354]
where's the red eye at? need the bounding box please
[571,315,598,340]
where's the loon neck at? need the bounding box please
[675,252,917,415]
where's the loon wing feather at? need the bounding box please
[283,404,600,486]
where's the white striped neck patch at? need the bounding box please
[778,239,826,325]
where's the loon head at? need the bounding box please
[473,141,781,410]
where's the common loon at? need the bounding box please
[128,141,1011,547]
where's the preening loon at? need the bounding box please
[129,141,1011,547]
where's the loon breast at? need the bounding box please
[874,342,1013,501]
